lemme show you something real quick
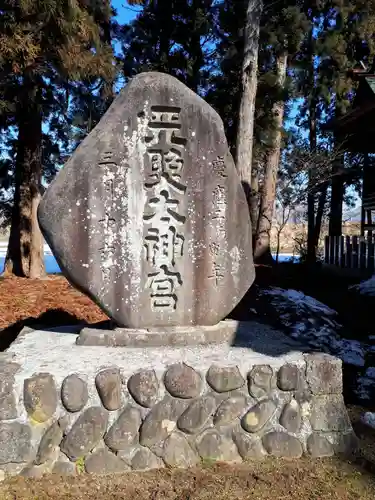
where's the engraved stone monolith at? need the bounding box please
[38,72,255,328]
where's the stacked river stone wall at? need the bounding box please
[0,353,356,477]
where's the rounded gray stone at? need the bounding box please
[162,433,199,467]
[85,447,129,474]
[164,363,202,399]
[131,447,164,470]
[241,399,277,433]
[310,395,352,432]
[95,368,122,411]
[248,365,273,400]
[58,414,71,434]
[61,374,88,413]
[35,422,63,465]
[0,363,20,420]
[60,407,108,461]
[177,395,216,434]
[52,460,77,476]
[305,353,342,395]
[279,400,301,434]
[139,396,188,448]
[262,432,303,458]
[20,464,48,478]
[206,365,245,393]
[104,406,141,452]
[232,428,266,460]
[0,422,32,464]
[306,433,334,458]
[331,432,359,455]
[277,364,300,391]
[214,395,247,426]
[127,370,159,408]
[295,382,313,405]
[24,373,57,423]
[196,429,241,462]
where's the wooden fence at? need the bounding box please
[324,234,375,271]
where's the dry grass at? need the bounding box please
[0,458,374,500]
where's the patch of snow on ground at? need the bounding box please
[362,412,375,429]
[350,275,375,296]
[261,287,341,342]
[355,377,373,401]
[260,287,366,368]
[264,287,337,316]
[336,340,365,367]
[255,285,375,404]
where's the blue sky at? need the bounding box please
[112,0,141,25]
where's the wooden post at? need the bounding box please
[361,153,370,236]
[367,209,373,240]
[324,235,329,264]
[352,235,359,268]
[329,236,335,265]
[334,236,340,266]
[345,235,352,268]
[339,236,345,267]
[368,233,375,272]
[359,236,367,269]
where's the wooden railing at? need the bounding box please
[324,234,375,271]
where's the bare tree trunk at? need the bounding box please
[236,0,263,208]
[313,184,328,250]
[249,161,260,235]
[306,27,317,264]
[3,74,45,279]
[276,230,281,264]
[254,52,287,263]
[29,190,45,279]
[329,152,344,237]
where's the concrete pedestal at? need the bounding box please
[0,322,357,477]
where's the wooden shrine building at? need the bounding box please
[324,65,375,271]
[331,65,375,235]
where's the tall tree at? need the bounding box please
[293,0,328,263]
[205,0,246,154]
[254,1,307,261]
[122,0,216,94]
[235,0,263,208]
[0,0,114,278]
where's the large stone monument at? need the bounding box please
[38,72,255,330]
[0,73,356,479]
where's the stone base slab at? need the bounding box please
[76,320,241,347]
[0,322,357,478]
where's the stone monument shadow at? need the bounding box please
[230,320,315,357]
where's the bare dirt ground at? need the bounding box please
[0,275,108,350]
[0,456,374,500]
[0,276,107,330]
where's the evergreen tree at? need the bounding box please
[253,1,307,262]
[205,0,246,154]
[0,0,115,278]
[293,0,375,260]
[235,0,263,212]
[121,0,216,94]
